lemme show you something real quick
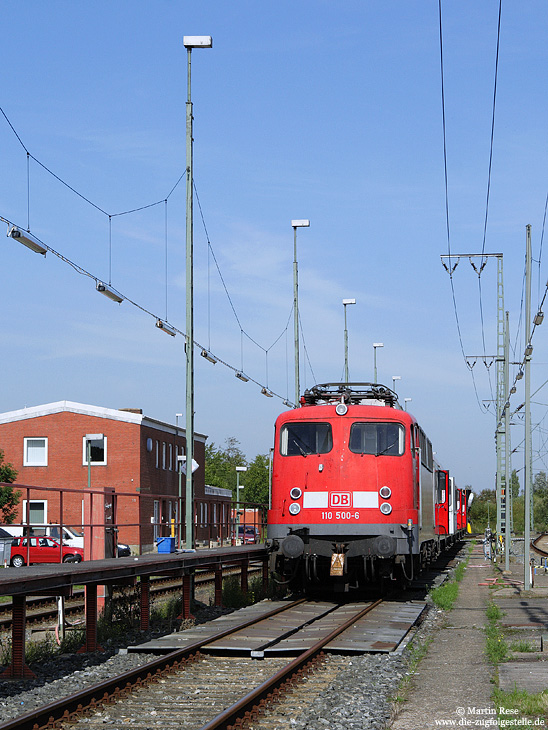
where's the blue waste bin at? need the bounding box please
[157,537,176,554]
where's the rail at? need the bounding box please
[199,598,383,730]
[0,599,307,730]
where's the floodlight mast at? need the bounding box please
[183,35,212,550]
[342,298,356,383]
[291,219,310,405]
[373,343,384,384]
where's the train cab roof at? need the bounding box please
[276,383,416,427]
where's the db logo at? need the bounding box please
[329,492,352,507]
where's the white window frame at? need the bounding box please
[22,499,48,524]
[153,500,160,542]
[162,442,166,470]
[168,443,173,471]
[82,435,108,466]
[23,437,48,467]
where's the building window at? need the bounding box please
[168,443,173,471]
[23,438,48,466]
[22,499,47,524]
[162,442,166,470]
[155,441,159,468]
[82,436,107,465]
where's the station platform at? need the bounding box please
[491,560,548,694]
[390,544,548,729]
[0,544,268,679]
[0,544,267,597]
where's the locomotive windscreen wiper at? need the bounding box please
[294,440,309,457]
[376,439,398,457]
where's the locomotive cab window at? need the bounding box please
[349,422,405,456]
[280,422,333,456]
[436,471,447,504]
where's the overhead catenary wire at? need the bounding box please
[0,104,302,406]
[437,0,488,414]
[0,212,296,408]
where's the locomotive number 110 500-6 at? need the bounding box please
[321,511,361,520]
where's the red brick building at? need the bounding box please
[0,401,229,552]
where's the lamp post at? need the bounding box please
[342,299,356,383]
[291,219,310,405]
[183,35,212,551]
[392,375,401,395]
[175,413,183,549]
[373,343,384,384]
[404,398,412,411]
[235,466,247,544]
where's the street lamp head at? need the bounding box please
[342,298,356,305]
[373,342,384,348]
[236,466,247,472]
[291,219,310,228]
[183,36,213,48]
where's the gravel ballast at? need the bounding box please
[0,594,447,728]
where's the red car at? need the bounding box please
[10,537,84,567]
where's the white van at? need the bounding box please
[0,524,84,549]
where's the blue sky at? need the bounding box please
[1,2,547,494]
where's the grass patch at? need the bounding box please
[493,686,548,719]
[509,639,534,653]
[484,600,508,664]
[429,581,459,610]
[429,545,473,611]
[25,634,58,664]
[392,637,432,704]
[150,595,182,630]
[222,575,277,609]
[486,602,502,622]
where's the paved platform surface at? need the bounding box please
[390,545,495,729]
[499,662,548,692]
[491,561,548,692]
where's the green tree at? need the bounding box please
[241,454,269,505]
[510,469,521,499]
[533,471,548,530]
[204,437,246,499]
[0,449,20,523]
[469,488,496,533]
[533,471,547,495]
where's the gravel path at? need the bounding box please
[390,544,494,729]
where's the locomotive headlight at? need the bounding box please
[379,486,391,499]
[335,403,348,416]
[289,502,301,515]
[380,502,392,515]
[290,487,302,500]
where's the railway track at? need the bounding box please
[0,565,262,632]
[531,533,548,558]
[0,597,425,730]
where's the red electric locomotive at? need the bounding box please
[267,383,469,592]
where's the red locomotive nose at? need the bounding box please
[268,382,462,592]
